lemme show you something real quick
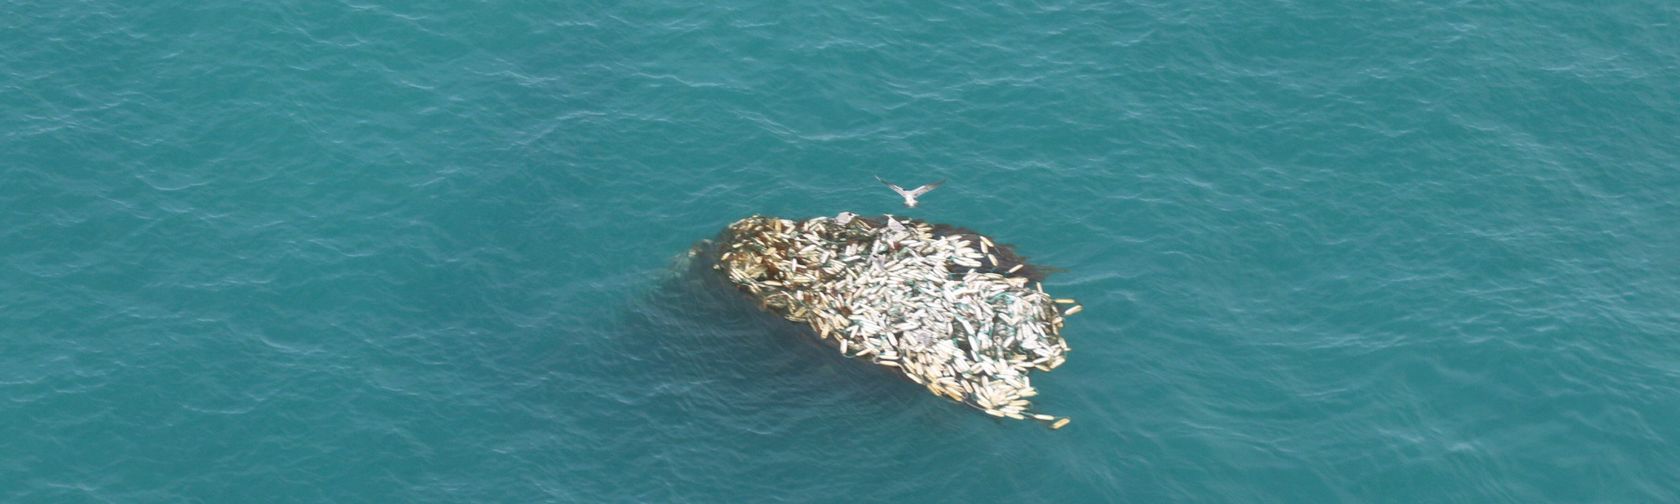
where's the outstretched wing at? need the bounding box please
[908,179,945,197]
[875,175,909,196]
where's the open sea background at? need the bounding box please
[4,1,1678,502]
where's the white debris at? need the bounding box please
[712,214,1074,427]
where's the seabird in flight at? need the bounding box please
[875,175,944,208]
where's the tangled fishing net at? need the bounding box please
[710,214,1081,428]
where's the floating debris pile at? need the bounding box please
[711,214,1079,428]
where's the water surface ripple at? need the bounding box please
[2,1,1677,502]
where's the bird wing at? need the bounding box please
[908,179,946,197]
[875,175,910,196]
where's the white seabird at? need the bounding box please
[876,176,945,208]
[885,215,907,233]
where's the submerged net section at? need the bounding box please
[712,214,1081,428]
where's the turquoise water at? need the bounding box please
[4,1,1678,501]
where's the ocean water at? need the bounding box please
[3,0,1678,502]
